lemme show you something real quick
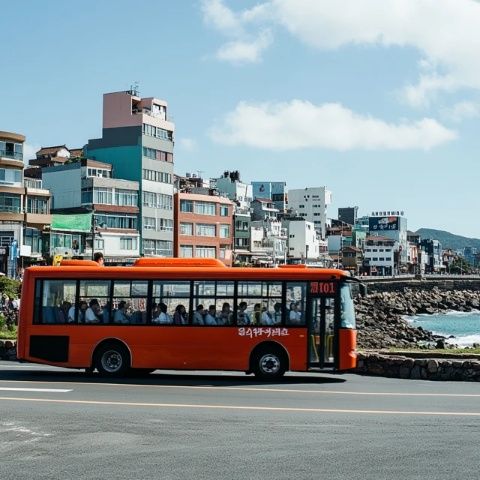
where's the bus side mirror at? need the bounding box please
[359,284,367,297]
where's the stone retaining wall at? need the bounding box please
[363,278,480,294]
[356,352,480,381]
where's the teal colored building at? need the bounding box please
[86,90,175,256]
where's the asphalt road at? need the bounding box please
[1,361,479,480]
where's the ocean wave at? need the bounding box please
[448,334,480,347]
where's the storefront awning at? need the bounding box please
[51,213,92,233]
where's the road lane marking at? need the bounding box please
[0,387,72,393]
[0,396,479,416]
[0,379,479,398]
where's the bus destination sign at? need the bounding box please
[310,281,336,296]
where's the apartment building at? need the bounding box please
[174,192,234,266]
[42,159,140,262]
[86,89,174,256]
[0,131,51,274]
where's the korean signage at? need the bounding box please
[369,216,399,232]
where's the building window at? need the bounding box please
[27,196,49,214]
[196,246,216,258]
[142,147,173,162]
[180,245,193,257]
[95,214,137,230]
[180,223,193,235]
[0,193,21,213]
[143,239,173,256]
[94,238,104,250]
[194,202,215,216]
[93,188,113,205]
[180,200,193,212]
[115,189,138,206]
[143,217,156,230]
[142,191,173,210]
[219,225,230,238]
[142,123,173,142]
[142,169,172,184]
[120,237,137,250]
[219,205,229,216]
[196,224,216,237]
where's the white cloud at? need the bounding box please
[442,101,480,123]
[203,0,480,103]
[23,143,40,162]
[178,138,197,151]
[216,30,273,64]
[210,100,456,151]
[202,0,274,64]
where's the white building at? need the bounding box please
[363,236,398,276]
[42,159,140,262]
[285,219,320,261]
[287,187,332,239]
[213,171,252,210]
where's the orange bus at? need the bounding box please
[17,258,359,380]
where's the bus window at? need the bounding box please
[192,281,235,326]
[79,280,110,324]
[152,281,191,325]
[340,283,356,328]
[112,280,148,324]
[236,281,283,326]
[36,280,76,324]
[285,282,306,326]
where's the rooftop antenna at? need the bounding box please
[130,81,140,97]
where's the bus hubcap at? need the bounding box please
[101,350,122,372]
[260,354,280,374]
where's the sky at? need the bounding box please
[1,0,479,238]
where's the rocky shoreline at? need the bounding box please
[355,288,480,350]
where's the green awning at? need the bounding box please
[51,213,92,232]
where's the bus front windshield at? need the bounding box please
[340,283,356,329]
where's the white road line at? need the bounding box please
[0,396,479,416]
[0,379,478,398]
[0,387,72,393]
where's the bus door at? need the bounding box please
[308,282,337,369]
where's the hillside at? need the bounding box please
[416,228,480,250]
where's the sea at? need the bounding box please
[407,311,480,347]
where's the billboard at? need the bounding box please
[252,182,272,200]
[369,216,399,232]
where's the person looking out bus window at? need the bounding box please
[114,301,130,324]
[253,303,262,325]
[78,301,88,323]
[205,305,217,325]
[67,303,76,323]
[193,304,206,325]
[237,301,251,325]
[261,306,274,325]
[289,302,302,325]
[217,302,232,325]
[85,299,102,323]
[173,304,188,325]
[273,302,282,325]
[93,252,104,266]
[158,302,172,324]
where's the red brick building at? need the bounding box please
[174,192,234,266]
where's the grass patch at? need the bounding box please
[0,328,17,340]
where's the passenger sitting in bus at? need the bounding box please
[217,302,232,325]
[193,304,206,325]
[272,302,282,325]
[288,302,302,325]
[204,305,217,325]
[154,302,172,324]
[253,303,262,325]
[237,301,251,325]
[85,299,101,323]
[59,301,71,323]
[103,302,111,323]
[260,306,274,325]
[173,304,188,325]
[77,301,88,323]
[67,302,76,323]
[114,301,130,324]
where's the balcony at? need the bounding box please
[0,149,22,161]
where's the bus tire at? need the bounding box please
[94,342,130,377]
[252,346,287,380]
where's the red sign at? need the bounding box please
[310,281,336,295]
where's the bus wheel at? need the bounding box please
[252,347,286,380]
[94,343,130,377]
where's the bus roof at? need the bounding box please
[25,259,350,281]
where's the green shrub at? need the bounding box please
[0,276,21,299]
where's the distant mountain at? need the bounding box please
[416,228,480,251]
